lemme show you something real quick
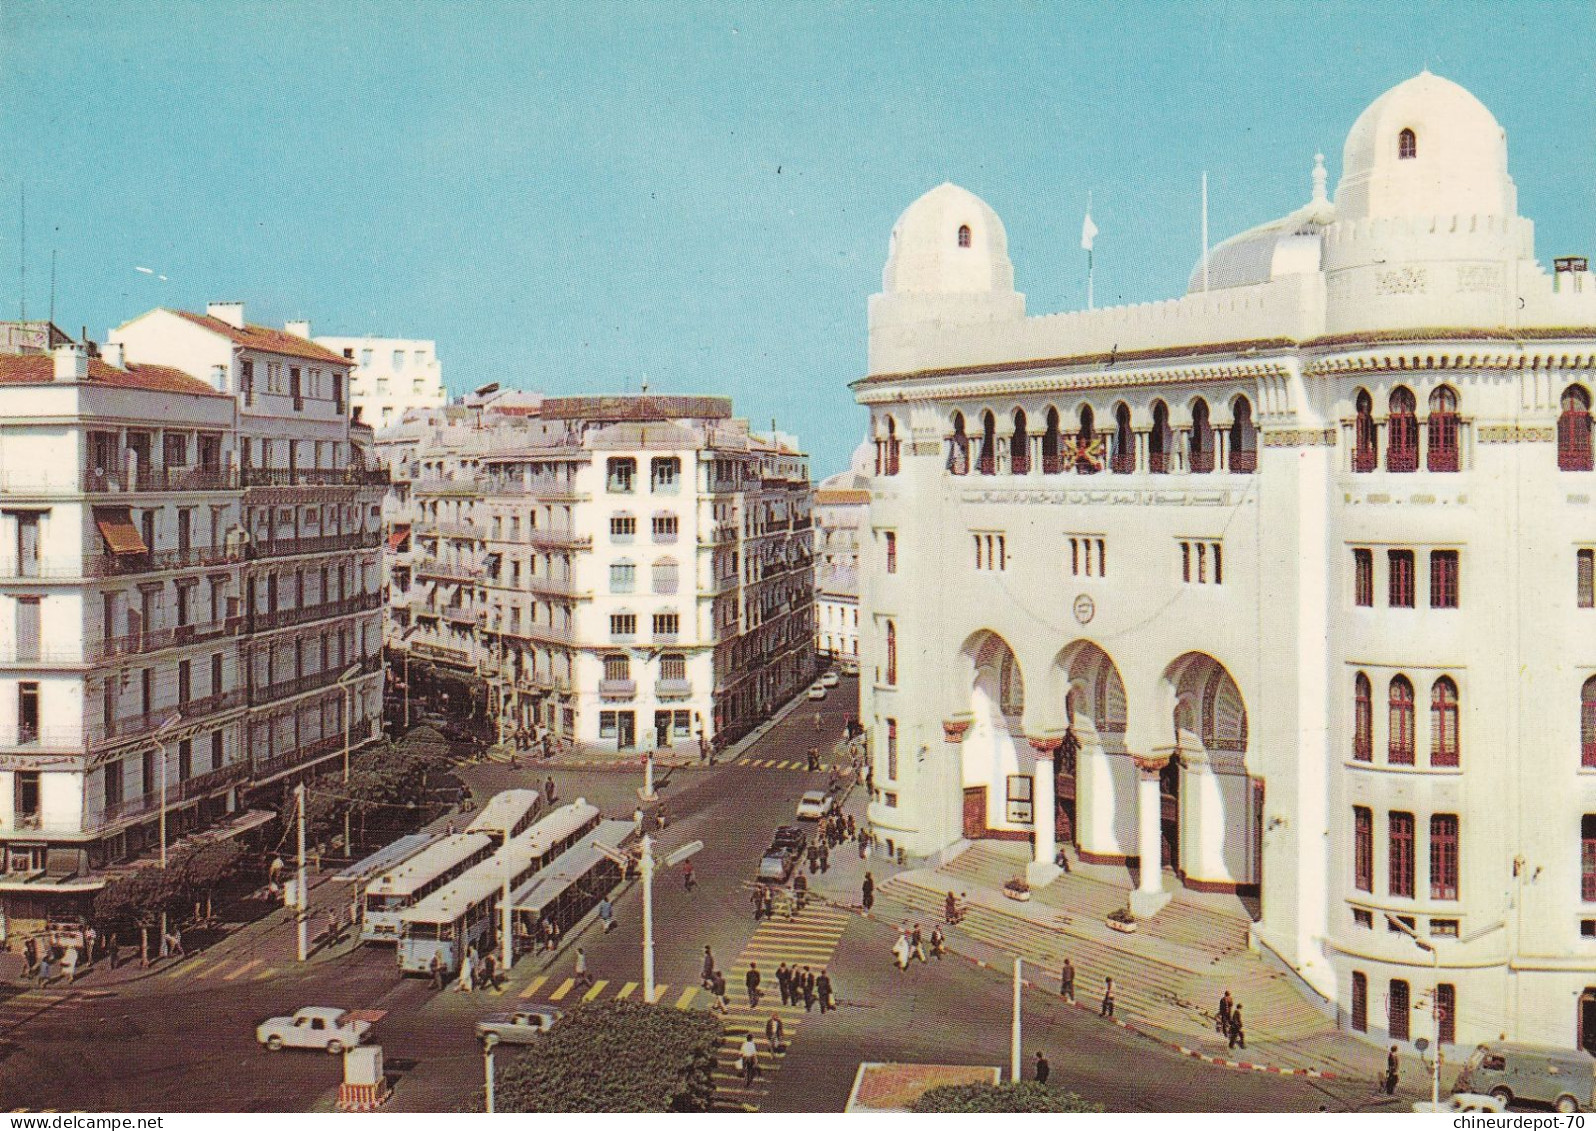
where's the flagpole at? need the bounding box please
[1201,172,1210,294]
[1082,191,1097,311]
[1087,247,1094,312]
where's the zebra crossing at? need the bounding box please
[734,757,812,772]
[0,987,93,1037]
[161,954,282,983]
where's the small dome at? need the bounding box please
[1336,72,1514,221]
[882,182,1016,295]
[1188,156,1335,293]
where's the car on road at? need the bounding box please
[820,671,840,688]
[256,1007,373,1054]
[477,1008,563,1048]
[1453,1042,1596,1112]
[1413,1094,1506,1113]
[796,790,835,821]
[840,660,859,677]
[806,684,826,700]
[759,825,810,881]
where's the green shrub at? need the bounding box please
[910,1082,1104,1113]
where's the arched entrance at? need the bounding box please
[1164,652,1258,898]
[1055,641,1133,863]
[958,632,1026,841]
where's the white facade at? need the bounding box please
[813,446,870,659]
[856,73,1596,1054]
[315,334,446,430]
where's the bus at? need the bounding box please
[511,820,634,957]
[394,800,601,976]
[334,832,440,888]
[361,831,495,943]
[465,789,546,844]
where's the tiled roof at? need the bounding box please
[169,310,350,365]
[0,354,227,397]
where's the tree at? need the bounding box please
[490,1001,722,1112]
[910,1082,1104,1114]
[175,840,245,918]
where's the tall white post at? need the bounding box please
[484,1046,495,1114]
[1129,756,1171,918]
[1431,947,1441,1110]
[502,824,513,972]
[158,737,169,869]
[1011,957,1022,1084]
[643,750,655,801]
[641,834,655,1002]
[296,782,309,963]
[342,685,352,859]
[1201,171,1210,293]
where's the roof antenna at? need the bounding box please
[640,371,649,395]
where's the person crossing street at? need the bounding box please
[745,963,762,1009]
[816,968,834,1014]
[776,962,792,1006]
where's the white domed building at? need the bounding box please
[855,74,1596,1053]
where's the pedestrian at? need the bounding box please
[1383,1045,1400,1095]
[930,925,946,959]
[807,746,819,772]
[683,860,696,892]
[634,806,645,830]
[793,872,808,912]
[819,841,830,874]
[1034,1049,1052,1084]
[166,926,185,958]
[751,887,765,922]
[326,911,340,947]
[548,919,562,952]
[64,944,80,985]
[1217,989,1234,1037]
[776,962,791,1006]
[892,931,911,971]
[846,814,856,839]
[599,897,614,933]
[22,936,37,979]
[544,775,557,804]
[657,803,668,830]
[807,843,818,874]
[861,871,875,914]
[84,927,97,966]
[107,934,121,971]
[801,967,817,1012]
[911,924,926,963]
[944,891,958,925]
[36,950,53,988]
[1060,958,1075,1002]
[1100,975,1116,1018]
[457,951,475,993]
[765,1013,786,1055]
[857,828,867,860]
[739,1033,759,1089]
[575,947,594,991]
[762,887,775,920]
[482,950,497,991]
[701,945,716,987]
[1228,1004,1246,1050]
[713,969,730,1013]
[816,968,833,1014]
[429,951,443,990]
[746,963,761,1009]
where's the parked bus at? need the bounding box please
[394,800,601,976]
[361,831,495,943]
[465,789,545,844]
[511,820,635,956]
[334,832,440,888]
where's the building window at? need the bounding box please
[1585,676,1596,769]
[1389,811,1416,898]
[885,531,897,574]
[1435,983,1455,1045]
[977,412,997,476]
[17,680,39,743]
[610,514,637,542]
[1069,536,1106,578]
[609,561,636,593]
[103,758,124,808]
[957,224,971,248]
[652,612,679,638]
[1388,979,1410,1041]
[1427,386,1460,471]
[651,513,678,542]
[1429,550,1459,609]
[660,653,685,682]
[885,620,897,686]
[1431,919,1459,938]
[1353,908,1374,929]
[1430,814,1459,900]
[886,718,898,780]
[211,730,223,771]
[1560,385,1594,471]
[973,533,1007,571]
[1388,550,1415,607]
[1350,972,1368,1031]
[1180,540,1222,584]
[1354,806,1373,892]
[610,613,636,639]
[947,412,970,475]
[607,458,636,494]
[599,710,618,739]
[1387,387,1418,472]
[1353,673,1373,762]
[883,792,898,808]
[1353,389,1378,472]
[1579,549,1594,608]
[1010,409,1030,475]
[650,457,680,493]
[651,558,679,595]
[1398,127,1417,160]
[1583,815,1596,902]
[1388,676,1415,765]
[1430,677,1460,767]
[603,654,630,681]
[1005,774,1033,824]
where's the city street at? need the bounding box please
[0,677,1411,1112]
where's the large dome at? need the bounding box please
[882,182,1016,295]
[1189,156,1336,293]
[1335,71,1515,221]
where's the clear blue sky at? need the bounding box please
[2,1,1592,477]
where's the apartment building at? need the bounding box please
[315,334,446,430]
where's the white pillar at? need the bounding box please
[1129,756,1171,918]
[1026,738,1061,888]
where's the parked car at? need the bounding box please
[256,1007,373,1054]
[796,790,835,821]
[820,671,840,688]
[840,660,859,677]
[771,824,809,849]
[1454,1042,1596,1112]
[477,1008,562,1048]
[758,825,810,882]
[1413,1094,1506,1113]
[806,684,827,701]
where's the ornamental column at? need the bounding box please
[1129,753,1172,918]
[1026,736,1062,888]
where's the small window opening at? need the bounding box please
[1398,128,1417,160]
[957,224,971,248]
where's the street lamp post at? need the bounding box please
[607,834,701,1005]
[1011,957,1022,1084]
[1388,914,1442,1109]
[501,820,513,974]
[336,663,362,859]
[484,1043,496,1114]
[151,712,183,955]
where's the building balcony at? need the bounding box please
[247,529,381,560]
[528,529,591,550]
[251,718,376,783]
[598,678,637,699]
[416,560,479,584]
[81,466,238,494]
[521,574,585,598]
[656,678,693,699]
[411,640,476,666]
[242,467,388,489]
[504,621,576,645]
[442,605,481,626]
[413,477,478,497]
[87,615,248,662]
[174,760,252,803]
[249,592,383,634]
[697,528,737,546]
[480,478,588,501]
[82,544,245,578]
[249,655,380,706]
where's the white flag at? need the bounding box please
[1081,211,1099,252]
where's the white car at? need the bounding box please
[840,661,859,677]
[820,671,840,688]
[807,684,827,700]
[796,790,835,821]
[1413,1094,1506,1114]
[256,1006,373,1054]
[477,1008,562,1048]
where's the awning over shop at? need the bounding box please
[94,506,147,555]
[388,526,411,552]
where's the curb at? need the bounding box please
[844,901,1342,1081]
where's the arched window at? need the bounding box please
[1353,389,1378,472]
[1149,401,1171,474]
[1229,395,1257,473]
[977,411,997,476]
[1427,386,1460,472]
[1075,405,1100,474]
[957,224,972,248]
[885,620,897,686]
[1559,384,1594,471]
[1388,675,1415,764]
[1430,677,1460,767]
[602,653,631,681]
[1387,387,1419,472]
[1398,128,1417,160]
[1041,407,1063,474]
[876,415,901,477]
[1582,675,1596,768]
[1189,399,1214,473]
[1112,403,1135,474]
[1010,409,1030,475]
[651,556,679,595]
[1353,672,1373,762]
[947,412,970,475]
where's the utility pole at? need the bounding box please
[501,822,513,973]
[296,782,309,962]
[1011,957,1022,1083]
[641,833,655,1002]
[484,1044,495,1114]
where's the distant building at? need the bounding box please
[813,443,871,660]
[315,334,446,430]
[379,394,817,754]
